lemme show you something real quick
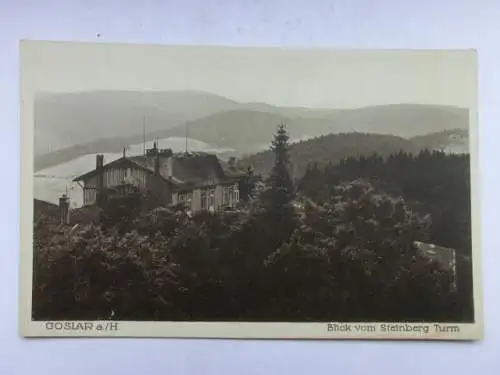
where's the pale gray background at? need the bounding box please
[1,0,499,373]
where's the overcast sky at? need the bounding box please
[22,41,476,109]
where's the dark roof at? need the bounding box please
[129,152,228,184]
[73,157,157,182]
[219,160,247,178]
[34,199,102,226]
[73,152,234,187]
[34,199,59,221]
[70,204,102,224]
[172,153,225,182]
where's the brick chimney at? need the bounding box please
[96,154,104,205]
[166,156,173,177]
[154,153,160,175]
[59,194,70,225]
[96,154,104,169]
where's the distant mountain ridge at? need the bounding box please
[238,129,469,178]
[165,104,467,152]
[34,90,469,171]
[35,90,240,155]
[410,129,469,154]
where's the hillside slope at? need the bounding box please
[35,91,469,171]
[240,128,470,178]
[410,129,469,154]
[34,90,240,155]
[238,132,421,178]
[166,104,468,151]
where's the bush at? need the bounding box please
[263,180,458,322]
[33,147,470,322]
[33,224,180,320]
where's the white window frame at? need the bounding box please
[223,185,230,205]
[200,190,208,210]
[209,188,215,207]
[208,174,215,186]
[233,184,239,202]
[178,191,192,206]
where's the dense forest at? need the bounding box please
[32,125,474,323]
[299,150,471,256]
[238,130,467,178]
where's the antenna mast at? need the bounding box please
[142,116,146,156]
[185,123,188,153]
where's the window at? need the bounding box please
[200,190,207,210]
[223,185,230,205]
[178,191,192,207]
[232,184,239,202]
[208,174,215,186]
[209,188,215,207]
[229,186,234,202]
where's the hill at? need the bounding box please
[35,90,342,156]
[34,90,240,155]
[238,132,421,178]
[410,129,469,154]
[239,128,470,178]
[165,104,468,152]
[34,89,469,171]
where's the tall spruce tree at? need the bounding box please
[262,122,296,210]
[257,123,298,250]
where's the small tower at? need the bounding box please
[59,193,70,225]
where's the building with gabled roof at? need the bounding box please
[34,197,102,226]
[72,141,244,213]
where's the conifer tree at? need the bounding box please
[238,165,257,202]
[262,122,296,210]
[257,123,298,249]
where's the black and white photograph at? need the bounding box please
[20,41,481,339]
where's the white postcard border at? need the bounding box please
[18,41,483,340]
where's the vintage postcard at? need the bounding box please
[19,41,482,340]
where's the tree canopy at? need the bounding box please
[33,125,473,323]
